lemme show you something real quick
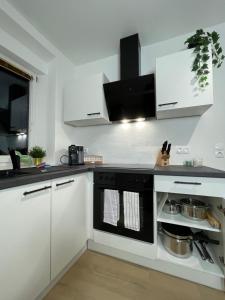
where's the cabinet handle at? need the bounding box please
[158,102,178,107]
[23,185,52,196]
[56,179,75,187]
[174,181,202,186]
[87,112,101,116]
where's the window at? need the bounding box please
[0,67,29,155]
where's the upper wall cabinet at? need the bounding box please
[156,48,213,120]
[64,73,110,126]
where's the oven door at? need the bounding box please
[93,184,154,243]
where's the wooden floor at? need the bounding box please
[44,250,225,300]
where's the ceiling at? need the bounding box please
[7,0,225,65]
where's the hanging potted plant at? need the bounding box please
[185,29,225,88]
[29,146,46,166]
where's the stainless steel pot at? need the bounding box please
[160,223,193,258]
[163,199,180,215]
[180,198,209,221]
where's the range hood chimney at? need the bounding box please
[120,33,140,80]
[103,33,155,122]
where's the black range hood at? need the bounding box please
[103,34,155,122]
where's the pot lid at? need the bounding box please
[180,198,207,208]
[161,223,192,240]
[165,199,179,205]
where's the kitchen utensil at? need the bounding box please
[161,141,168,154]
[180,198,209,220]
[160,223,193,258]
[166,143,171,155]
[199,241,214,264]
[163,199,180,215]
[194,241,206,260]
[193,231,220,245]
[206,211,221,229]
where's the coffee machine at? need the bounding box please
[68,145,84,166]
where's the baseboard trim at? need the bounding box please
[36,244,87,300]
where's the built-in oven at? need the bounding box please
[93,171,154,243]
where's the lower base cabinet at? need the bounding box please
[0,181,51,300]
[51,174,88,280]
[0,173,89,300]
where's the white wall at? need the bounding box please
[1,1,225,171]
[26,54,76,165]
[0,2,76,169]
[72,22,225,170]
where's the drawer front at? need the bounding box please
[155,175,225,197]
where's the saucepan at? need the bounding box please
[179,198,209,221]
[160,223,193,258]
[163,199,180,215]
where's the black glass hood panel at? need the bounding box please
[103,74,155,122]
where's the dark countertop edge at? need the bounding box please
[1,164,225,191]
[94,166,225,178]
[153,170,225,178]
[0,167,91,191]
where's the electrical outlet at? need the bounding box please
[176,146,190,154]
[215,150,224,158]
[215,143,224,158]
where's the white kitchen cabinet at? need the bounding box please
[0,181,51,300]
[154,175,225,198]
[156,48,213,119]
[51,174,87,279]
[64,73,110,126]
[155,175,225,290]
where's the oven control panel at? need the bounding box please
[94,172,153,189]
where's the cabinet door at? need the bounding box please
[0,182,51,300]
[64,73,110,126]
[156,48,213,119]
[51,174,87,279]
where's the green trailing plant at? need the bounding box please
[185,29,225,88]
[29,146,46,158]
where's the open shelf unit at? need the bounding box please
[157,210,221,232]
[157,192,221,232]
[157,236,223,278]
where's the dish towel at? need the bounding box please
[103,189,120,226]
[123,191,140,231]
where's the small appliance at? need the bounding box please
[68,145,84,166]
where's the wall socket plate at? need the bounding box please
[176,146,190,154]
[84,147,89,154]
[215,150,224,158]
[215,143,224,158]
